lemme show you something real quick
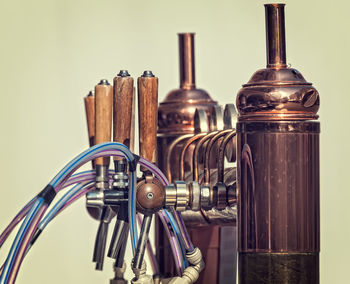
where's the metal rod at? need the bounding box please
[107,219,128,259]
[178,33,196,90]
[133,214,153,269]
[93,220,109,270]
[265,4,287,68]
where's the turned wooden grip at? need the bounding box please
[84,92,95,148]
[113,75,134,150]
[95,80,113,166]
[130,87,136,153]
[138,72,158,164]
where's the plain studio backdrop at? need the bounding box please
[0,0,348,283]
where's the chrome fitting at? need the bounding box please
[86,190,104,208]
[165,181,237,212]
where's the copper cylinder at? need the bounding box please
[179,33,195,90]
[265,4,286,68]
[236,4,320,283]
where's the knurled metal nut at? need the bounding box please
[200,185,210,209]
[190,181,201,211]
[175,181,188,212]
[165,184,177,207]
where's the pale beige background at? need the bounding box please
[0,0,348,283]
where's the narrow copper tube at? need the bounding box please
[217,130,236,183]
[179,133,207,180]
[265,4,287,68]
[165,134,193,182]
[203,129,232,184]
[192,131,218,182]
[178,33,196,90]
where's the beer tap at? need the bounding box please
[92,79,114,271]
[108,70,134,280]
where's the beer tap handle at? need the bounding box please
[84,91,95,168]
[95,79,113,167]
[138,71,158,169]
[113,70,134,151]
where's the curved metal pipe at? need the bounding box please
[203,129,232,184]
[179,133,207,180]
[217,130,236,183]
[192,131,218,181]
[165,134,193,182]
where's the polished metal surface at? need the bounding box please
[189,181,201,211]
[95,165,109,189]
[133,215,153,269]
[194,109,210,134]
[209,105,224,131]
[158,33,217,136]
[265,4,286,68]
[174,181,188,212]
[236,4,320,283]
[136,176,165,214]
[236,4,319,122]
[223,104,237,163]
[237,121,320,253]
[179,33,195,90]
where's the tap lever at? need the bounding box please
[132,214,153,270]
[108,204,129,260]
[95,79,113,167]
[93,219,109,271]
[138,71,158,169]
[113,71,134,150]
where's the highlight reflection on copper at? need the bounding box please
[192,131,218,181]
[179,133,207,180]
[217,131,236,183]
[203,129,232,184]
[236,4,320,283]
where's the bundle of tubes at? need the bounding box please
[0,142,194,283]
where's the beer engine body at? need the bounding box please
[236,4,320,283]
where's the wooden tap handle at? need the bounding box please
[95,79,113,166]
[113,71,134,152]
[138,71,158,165]
[84,91,95,148]
[84,91,96,168]
[130,87,136,153]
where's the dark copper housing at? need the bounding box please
[236,4,320,283]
